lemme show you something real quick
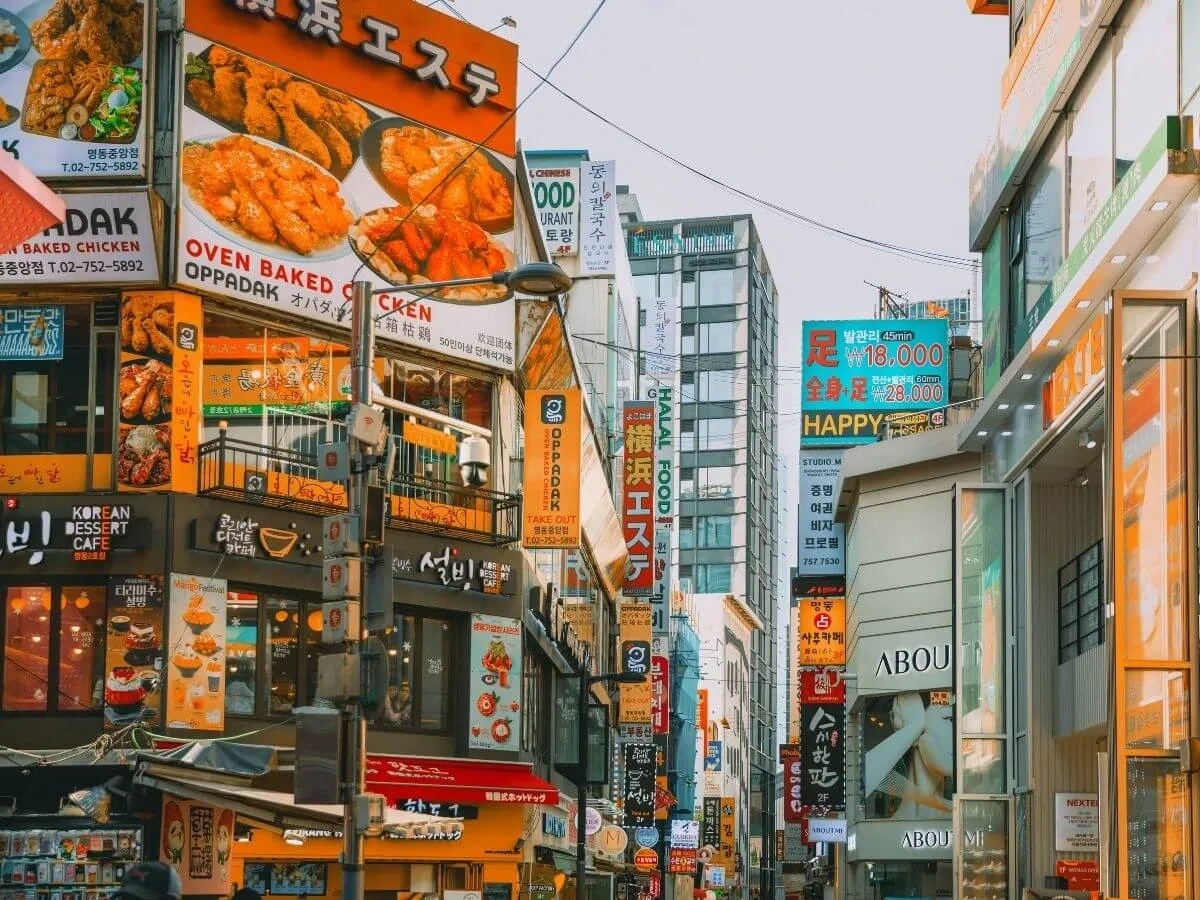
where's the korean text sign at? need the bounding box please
[522,389,582,548]
[0,305,63,360]
[651,637,670,734]
[579,160,616,276]
[718,797,736,866]
[619,602,652,724]
[702,797,720,848]
[797,597,846,666]
[801,319,949,446]
[622,402,656,593]
[468,614,522,751]
[799,701,845,808]
[798,450,845,577]
[780,744,802,823]
[622,743,656,827]
[529,166,579,255]
[175,0,520,371]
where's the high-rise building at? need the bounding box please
[882,295,979,343]
[623,196,781,900]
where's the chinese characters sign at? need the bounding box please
[798,450,845,577]
[798,701,845,808]
[801,318,949,446]
[623,743,656,827]
[468,614,522,751]
[0,305,63,360]
[522,389,582,548]
[619,602,652,724]
[579,160,616,276]
[797,597,846,666]
[529,167,579,255]
[622,402,656,594]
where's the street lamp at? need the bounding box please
[577,669,647,900]
[336,258,572,900]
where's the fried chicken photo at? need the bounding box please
[31,0,143,66]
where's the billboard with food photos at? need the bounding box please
[522,388,582,549]
[166,572,227,732]
[0,0,151,179]
[117,291,202,495]
[467,614,521,751]
[103,574,164,731]
[175,0,521,371]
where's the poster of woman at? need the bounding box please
[862,691,954,819]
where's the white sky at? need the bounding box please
[447,0,1009,732]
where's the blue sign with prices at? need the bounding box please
[0,305,64,361]
[705,741,722,772]
[801,318,949,447]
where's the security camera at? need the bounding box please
[458,434,490,488]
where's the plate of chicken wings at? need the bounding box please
[183,43,373,181]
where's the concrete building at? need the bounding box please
[623,200,782,900]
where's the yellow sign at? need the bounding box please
[797,597,846,666]
[619,602,652,724]
[404,421,458,456]
[718,797,736,867]
[522,389,582,549]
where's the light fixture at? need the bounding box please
[283,833,306,846]
[504,262,574,296]
[1079,432,1097,450]
[1046,339,1061,348]
[1150,200,1170,212]
[1079,474,1090,486]
[1022,403,1036,411]
[235,834,251,844]
[977,430,988,437]
[1109,254,1128,265]
[1001,431,1013,437]
[998,403,1011,411]
[1020,373,1033,381]
[1076,299,1091,309]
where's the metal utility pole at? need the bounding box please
[576,662,590,900]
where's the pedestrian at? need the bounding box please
[110,862,183,900]
[232,887,263,900]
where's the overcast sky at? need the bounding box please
[446,0,1008,724]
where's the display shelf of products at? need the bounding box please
[0,826,143,900]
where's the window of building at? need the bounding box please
[681,271,697,307]
[680,421,695,452]
[698,418,736,450]
[697,371,735,403]
[1023,131,1066,314]
[682,323,736,355]
[1059,541,1104,663]
[1114,0,1176,180]
[3,584,108,713]
[680,515,732,549]
[698,269,735,306]
[1067,46,1113,248]
[379,610,453,733]
[697,466,734,499]
[224,590,306,717]
[695,564,732,593]
[1184,0,1200,108]
[679,467,696,499]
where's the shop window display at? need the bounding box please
[861,692,954,820]
[379,610,453,733]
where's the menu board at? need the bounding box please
[102,574,164,730]
[165,572,227,731]
[0,0,150,178]
[467,614,521,751]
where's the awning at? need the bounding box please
[137,766,460,837]
[366,754,559,805]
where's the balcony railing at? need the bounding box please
[197,431,521,545]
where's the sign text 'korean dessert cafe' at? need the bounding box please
[175,0,520,370]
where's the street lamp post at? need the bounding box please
[577,670,647,900]
[338,261,571,900]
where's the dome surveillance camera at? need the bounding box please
[459,434,490,488]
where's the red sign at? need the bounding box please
[651,655,670,734]
[634,848,658,872]
[780,744,802,823]
[668,848,697,874]
[799,667,846,704]
[365,754,558,805]
[622,402,656,594]
[1055,859,1099,891]
[649,872,661,898]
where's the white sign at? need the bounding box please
[0,192,160,285]
[783,823,805,863]
[670,820,700,849]
[798,450,845,576]
[173,32,517,371]
[529,166,579,256]
[643,296,678,381]
[585,806,603,836]
[579,160,616,276]
[708,866,725,887]
[1055,793,1099,852]
[0,2,151,180]
[807,818,848,843]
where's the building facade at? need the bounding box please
[623,205,782,900]
[955,0,1200,897]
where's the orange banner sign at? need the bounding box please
[797,597,846,666]
[522,389,582,549]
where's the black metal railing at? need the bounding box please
[197,431,521,545]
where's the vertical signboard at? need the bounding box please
[580,160,616,276]
[796,596,846,665]
[801,318,949,446]
[622,402,656,594]
[718,797,736,867]
[702,797,721,849]
[644,297,678,382]
[166,573,228,731]
[522,389,582,548]
[619,603,652,723]
[798,696,845,808]
[797,450,845,577]
[780,744,802,823]
[651,636,670,735]
[468,614,523,751]
[622,743,656,827]
[529,166,579,256]
[161,798,235,895]
[104,575,165,731]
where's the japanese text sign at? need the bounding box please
[799,702,845,808]
[780,744,803,823]
[801,318,949,446]
[579,160,616,276]
[797,597,846,666]
[798,450,845,577]
[619,603,652,724]
[622,402,656,593]
[468,614,522,751]
[522,389,582,548]
[622,742,656,827]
